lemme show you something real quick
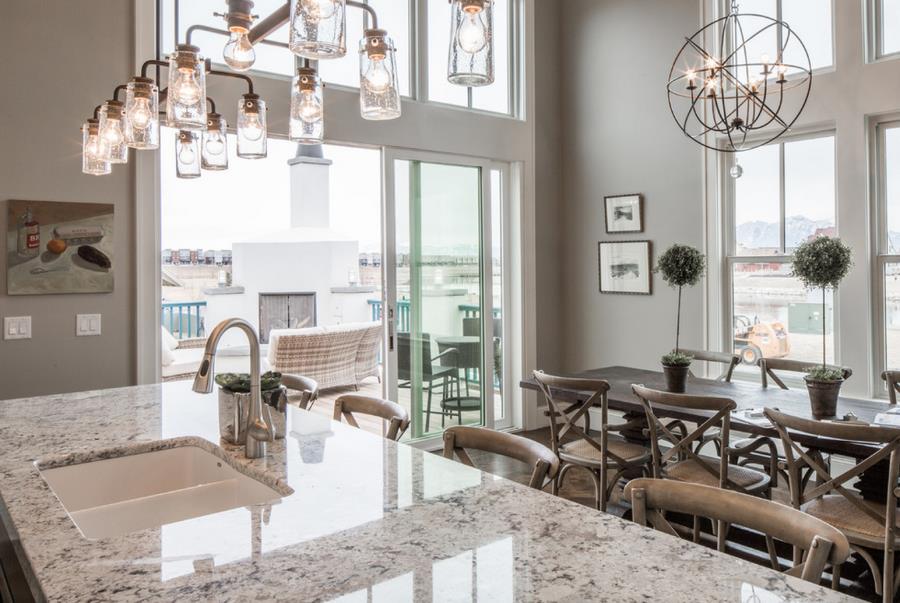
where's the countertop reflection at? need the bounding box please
[0,383,856,602]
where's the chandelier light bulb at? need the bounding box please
[241,113,264,141]
[223,31,256,71]
[173,69,202,105]
[129,98,153,129]
[205,133,226,156]
[456,9,488,54]
[363,57,392,94]
[296,90,323,123]
[301,0,338,23]
[178,140,196,164]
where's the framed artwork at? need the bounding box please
[6,200,114,295]
[604,194,643,233]
[598,240,652,295]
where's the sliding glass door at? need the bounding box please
[383,150,509,441]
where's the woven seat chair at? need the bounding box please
[333,395,410,441]
[682,348,741,383]
[765,408,900,601]
[442,425,558,490]
[533,371,650,511]
[881,370,900,404]
[624,478,850,586]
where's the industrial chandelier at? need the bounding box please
[666,1,812,153]
[81,0,496,177]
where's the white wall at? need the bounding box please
[558,0,705,373]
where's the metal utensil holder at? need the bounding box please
[219,386,287,445]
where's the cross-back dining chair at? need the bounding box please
[623,478,850,586]
[281,374,319,410]
[759,358,852,390]
[765,408,900,601]
[442,425,559,490]
[881,371,900,405]
[680,348,741,382]
[333,394,410,441]
[631,385,772,499]
[533,371,650,511]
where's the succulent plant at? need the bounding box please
[215,371,283,393]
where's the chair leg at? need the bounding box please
[426,381,433,432]
[599,464,608,512]
[585,469,603,510]
[831,562,841,590]
[884,546,894,603]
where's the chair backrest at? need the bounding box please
[623,478,850,584]
[631,385,743,491]
[532,371,611,461]
[881,370,900,405]
[442,425,559,489]
[397,333,435,378]
[764,408,900,540]
[680,348,740,382]
[333,395,410,441]
[281,374,319,410]
[758,358,852,390]
[463,316,501,340]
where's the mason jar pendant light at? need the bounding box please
[222,0,256,71]
[98,100,129,164]
[176,130,202,178]
[82,119,111,176]
[167,44,207,130]
[290,0,347,59]
[359,29,401,120]
[448,0,494,86]
[290,65,324,144]
[237,93,267,158]
[124,77,159,149]
[202,113,229,170]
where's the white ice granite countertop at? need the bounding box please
[0,383,858,602]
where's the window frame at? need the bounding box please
[867,0,900,62]
[722,129,839,381]
[872,117,900,395]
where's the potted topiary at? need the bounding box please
[791,236,852,418]
[655,244,706,393]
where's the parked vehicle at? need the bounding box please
[733,315,790,364]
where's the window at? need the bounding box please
[727,134,836,369]
[876,122,900,374]
[427,0,513,114]
[875,0,900,58]
[729,0,834,71]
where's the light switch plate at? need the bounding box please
[4,316,31,340]
[76,314,101,337]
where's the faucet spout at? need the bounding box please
[191,318,271,459]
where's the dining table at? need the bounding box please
[520,365,898,499]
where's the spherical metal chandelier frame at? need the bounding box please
[666,9,813,153]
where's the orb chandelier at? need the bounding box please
[80,0,496,178]
[666,1,812,153]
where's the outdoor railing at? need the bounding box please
[367,299,500,332]
[161,301,207,339]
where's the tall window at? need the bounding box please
[727,133,836,369]
[875,0,900,58]
[876,122,900,374]
[732,0,834,71]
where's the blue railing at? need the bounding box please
[161,301,207,339]
[367,299,500,332]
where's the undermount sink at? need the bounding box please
[38,439,290,540]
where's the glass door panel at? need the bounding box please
[392,159,486,439]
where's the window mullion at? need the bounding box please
[779,142,787,253]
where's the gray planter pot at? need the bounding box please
[662,363,690,393]
[218,386,287,445]
[804,377,843,419]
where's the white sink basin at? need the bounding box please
[38,440,290,539]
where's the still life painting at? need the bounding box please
[6,200,114,295]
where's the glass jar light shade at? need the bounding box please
[202,113,229,171]
[98,100,129,164]
[289,0,346,59]
[237,94,267,158]
[166,44,207,130]
[82,119,111,176]
[359,30,401,121]
[175,130,202,179]
[290,68,324,144]
[448,0,494,86]
[125,77,159,149]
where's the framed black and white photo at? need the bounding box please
[604,194,643,233]
[598,240,652,295]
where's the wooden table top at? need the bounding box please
[520,366,896,457]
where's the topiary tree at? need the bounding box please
[791,236,852,378]
[655,244,705,364]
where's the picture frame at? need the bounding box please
[598,240,652,295]
[604,194,643,234]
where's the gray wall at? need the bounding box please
[558,0,704,372]
[0,2,136,398]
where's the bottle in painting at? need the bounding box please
[17,208,40,258]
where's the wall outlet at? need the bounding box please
[3,317,31,340]
[76,314,101,337]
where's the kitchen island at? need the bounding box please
[0,383,855,602]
